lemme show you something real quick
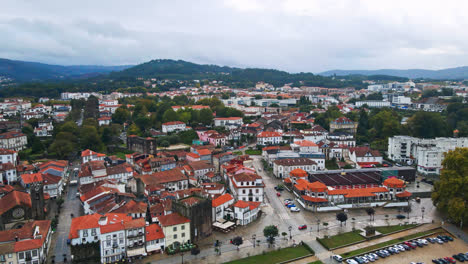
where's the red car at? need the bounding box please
[298,225,307,230]
[444,257,456,264]
[404,241,416,249]
[276,192,281,197]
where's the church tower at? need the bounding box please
[30,181,45,220]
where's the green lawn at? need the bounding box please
[341,228,445,258]
[325,160,339,170]
[245,149,262,155]
[308,261,323,264]
[318,230,365,249]
[374,224,417,234]
[233,151,243,156]
[223,245,312,264]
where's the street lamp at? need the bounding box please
[317,219,321,232]
[288,226,292,240]
[421,207,425,222]
[252,234,256,248]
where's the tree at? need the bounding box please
[199,108,213,126]
[264,225,279,237]
[232,236,243,250]
[49,139,75,159]
[80,126,102,150]
[162,109,178,123]
[160,140,170,148]
[112,107,130,124]
[432,148,468,228]
[127,124,141,136]
[405,111,448,138]
[366,207,375,221]
[281,232,288,240]
[336,212,348,226]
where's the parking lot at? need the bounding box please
[350,234,468,264]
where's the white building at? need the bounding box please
[230,200,261,226]
[388,135,468,174]
[214,117,243,130]
[211,193,235,222]
[229,173,265,203]
[257,131,283,145]
[98,116,112,126]
[162,121,187,133]
[0,148,17,164]
[0,131,27,151]
[348,146,383,168]
[355,100,391,108]
[273,158,318,178]
[392,96,412,105]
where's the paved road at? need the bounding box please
[50,166,82,263]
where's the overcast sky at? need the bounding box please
[1,0,468,72]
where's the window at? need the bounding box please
[25,251,31,259]
[255,189,259,193]
[19,253,24,260]
[173,234,177,239]
[32,250,38,257]
[182,233,185,237]
[173,227,177,232]
[181,225,185,230]
[91,229,96,235]
[242,190,246,194]
[83,229,88,237]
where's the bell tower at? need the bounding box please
[30,181,45,220]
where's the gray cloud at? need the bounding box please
[0,0,467,72]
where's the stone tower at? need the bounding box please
[30,181,45,220]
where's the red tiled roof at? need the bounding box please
[296,140,318,147]
[68,214,102,239]
[257,131,282,138]
[146,223,165,241]
[290,168,307,178]
[0,191,32,215]
[302,195,328,203]
[212,193,234,207]
[21,173,43,184]
[163,121,185,126]
[383,177,406,188]
[233,200,260,210]
[197,149,211,156]
[349,146,381,158]
[186,152,200,159]
[396,191,412,198]
[158,213,190,227]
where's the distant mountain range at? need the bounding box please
[0,58,133,81]
[319,67,468,80]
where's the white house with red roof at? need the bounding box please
[162,121,187,133]
[256,131,283,145]
[0,148,17,165]
[229,172,265,203]
[0,220,52,264]
[98,116,112,126]
[42,173,63,198]
[157,213,190,246]
[230,200,261,225]
[145,223,165,253]
[0,162,17,184]
[81,149,106,164]
[348,146,383,168]
[211,193,234,222]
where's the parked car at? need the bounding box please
[436,238,444,244]
[298,224,307,230]
[444,257,456,264]
[333,255,343,262]
[432,259,442,264]
[284,198,292,202]
[346,259,358,264]
[369,253,378,260]
[453,254,465,262]
[276,192,281,197]
[284,201,292,206]
[404,241,416,249]
[396,214,406,219]
[290,207,300,212]
[286,203,296,208]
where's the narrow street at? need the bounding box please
[49,165,82,263]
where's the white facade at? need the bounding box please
[355,100,391,108]
[229,174,265,203]
[214,117,243,130]
[273,158,318,178]
[162,122,187,133]
[388,135,468,174]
